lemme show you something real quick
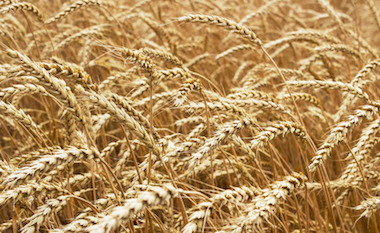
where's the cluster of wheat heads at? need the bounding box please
[0,0,380,232]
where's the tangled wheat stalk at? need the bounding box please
[0,0,379,232]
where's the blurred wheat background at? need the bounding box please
[0,0,380,232]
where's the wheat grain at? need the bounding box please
[355,196,380,218]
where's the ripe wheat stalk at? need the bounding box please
[0,0,379,232]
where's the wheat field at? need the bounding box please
[0,0,380,232]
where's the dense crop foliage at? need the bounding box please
[0,0,380,232]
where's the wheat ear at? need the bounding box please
[183,186,260,233]
[189,118,256,168]
[110,93,160,140]
[85,184,179,233]
[0,2,43,20]
[45,0,104,24]
[233,172,307,231]
[1,147,94,189]
[286,80,369,100]
[355,196,380,218]
[334,58,380,121]
[178,14,262,46]
[21,189,91,233]
[140,47,183,66]
[309,102,380,172]
[7,49,91,139]
[250,121,307,149]
[174,77,202,106]
[84,90,161,156]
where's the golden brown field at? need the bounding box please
[0,0,380,232]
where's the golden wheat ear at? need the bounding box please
[0,2,44,21]
[44,0,108,24]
